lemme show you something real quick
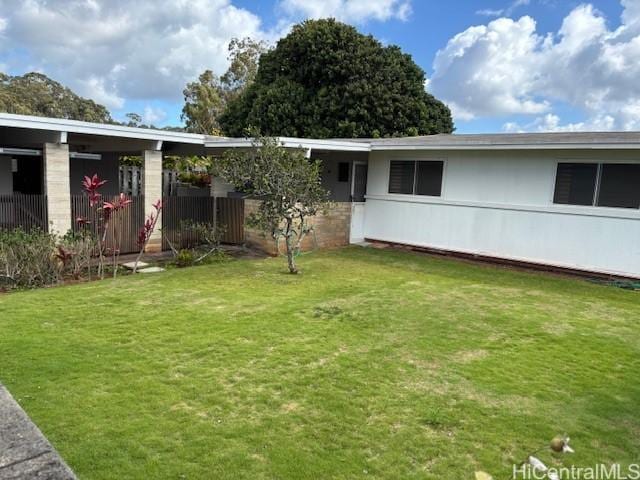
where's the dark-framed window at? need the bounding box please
[597,164,640,209]
[338,162,350,183]
[553,163,598,206]
[388,160,443,196]
[553,162,640,209]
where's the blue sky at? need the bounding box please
[0,0,637,133]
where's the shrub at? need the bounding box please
[175,249,194,268]
[0,228,61,289]
[59,230,95,279]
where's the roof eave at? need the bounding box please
[370,143,640,151]
[204,137,371,152]
[0,113,206,144]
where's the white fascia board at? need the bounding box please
[204,137,371,152]
[0,113,205,144]
[370,143,640,151]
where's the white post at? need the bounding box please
[43,142,71,235]
[143,150,163,252]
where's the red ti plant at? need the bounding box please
[81,174,131,279]
[133,199,162,273]
[82,174,107,207]
[103,193,132,278]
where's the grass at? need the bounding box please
[1,246,639,479]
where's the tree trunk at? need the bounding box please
[284,218,297,274]
[286,246,297,274]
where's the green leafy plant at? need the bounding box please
[175,249,194,268]
[165,220,226,265]
[0,228,61,289]
[59,229,95,280]
[177,171,211,188]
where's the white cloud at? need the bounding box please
[476,0,530,18]
[279,0,412,23]
[503,113,616,133]
[80,76,124,109]
[431,1,640,131]
[0,0,271,106]
[429,16,550,119]
[0,16,7,33]
[142,106,167,125]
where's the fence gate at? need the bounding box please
[71,195,145,254]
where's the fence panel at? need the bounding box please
[217,197,244,244]
[0,194,48,231]
[161,196,245,250]
[71,195,144,254]
[161,196,216,250]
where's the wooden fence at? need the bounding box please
[161,196,244,250]
[217,197,245,244]
[71,195,145,254]
[0,194,48,231]
[119,166,180,197]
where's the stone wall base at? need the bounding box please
[244,200,352,256]
[144,237,163,253]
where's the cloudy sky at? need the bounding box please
[0,0,637,133]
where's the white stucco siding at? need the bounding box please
[364,149,640,277]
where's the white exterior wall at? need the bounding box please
[364,149,640,277]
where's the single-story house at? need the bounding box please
[1,113,639,278]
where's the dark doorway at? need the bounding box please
[13,156,43,194]
[351,162,368,202]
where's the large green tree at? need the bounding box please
[0,72,113,123]
[220,19,454,138]
[182,37,268,135]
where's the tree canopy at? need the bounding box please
[220,19,454,138]
[212,134,328,274]
[181,38,268,135]
[0,72,113,123]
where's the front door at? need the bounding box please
[351,162,368,202]
[350,161,368,243]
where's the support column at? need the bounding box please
[143,150,162,252]
[43,142,71,235]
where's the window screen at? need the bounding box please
[553,163,598,206]
[597,164,640,209]
[415,161,444,196]
[388,161,415,194]
[338,162,350,183]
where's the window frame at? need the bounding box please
[552,159,640,210]
[387,158,446,197]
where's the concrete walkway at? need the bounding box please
[0,384,76,479]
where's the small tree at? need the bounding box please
[212,135,328,274]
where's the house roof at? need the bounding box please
[362,132,640,150]
[2,113,640,152]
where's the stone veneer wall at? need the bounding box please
[244,199,352,255]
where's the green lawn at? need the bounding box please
[1,247,639,479]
